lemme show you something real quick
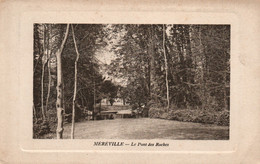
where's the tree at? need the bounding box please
[101,80,118,106]
[61,24,107,113]
[45,24,52,115]
[33,24,230,138]
[33,24,108,138]
[56,24,70,139]
[107,25,151,106]
[162,24,170,110]
[71,25,80,139]
[117,86,128,105]
[41,25,47,120]
[107,24,230,111]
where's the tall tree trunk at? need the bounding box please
[92,59,96,120]
[45,25,52,114]
[186,26,193,107]
[71,25,80,139]
[62,71,65,111]
[200,27,207,110]
[46,61,51,112]
[94,80,96,109]
[41,61,46,120]
[147,60,151,102]
[163,25,170,110]
[41,25,47,120]
[223,41,228,111]
[56,24,70,139]
[148,25,156,103]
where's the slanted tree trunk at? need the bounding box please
[163,24,170,110]
[56,24,70,139]
[71,25,80,139]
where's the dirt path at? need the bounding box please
[44,118,229,140]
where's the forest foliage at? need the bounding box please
[108,24,230,111]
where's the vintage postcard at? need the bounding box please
[1,0,260,163]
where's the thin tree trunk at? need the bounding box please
[92,60,96,120]
[46,61,51,112]
[41,26,47,120]
[62,72,65,111]
[148,25,156,102]
[45,25,51,114]
[223,39,228,111]
[71,25,80,139]
[41,62,46,120]
[94,80,96,109]
[200,27,207,110]
[56,24,70,139]
[163,25,170,110]
[93,79,96,119]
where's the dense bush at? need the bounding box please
[33,119,51,139]
[216,110,230,126]
[34,109,58,138]
[149,107,229,126]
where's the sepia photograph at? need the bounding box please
[33,24,230,140]
[2,0,260,163]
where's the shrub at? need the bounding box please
[33,119,51,139]
[216,110,230,126]
[149,107,166,118]
[149,108,229,126]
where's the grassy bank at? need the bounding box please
[149,107,229,126]
[42,118,229,139]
